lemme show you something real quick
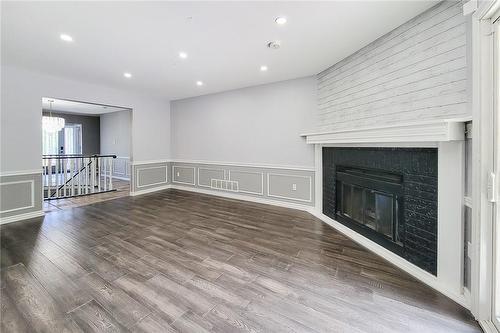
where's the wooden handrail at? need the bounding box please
[43,154,117,159]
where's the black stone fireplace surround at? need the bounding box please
[323,147,438,275]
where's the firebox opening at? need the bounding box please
[335,166,404,247]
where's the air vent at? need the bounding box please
[210,179,239,192]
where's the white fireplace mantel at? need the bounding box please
[307,118,470,309]
[301,119,468,145]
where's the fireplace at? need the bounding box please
[323,147,438,275]
[335,166,403,247]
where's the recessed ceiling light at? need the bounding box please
[275,17,287,25]
[260,65,268,72]
[60,34,73,42]
[196,81,203,86]
[123,72,132,78]
[179,52,188,59]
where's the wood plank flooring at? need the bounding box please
[1,189,481,332]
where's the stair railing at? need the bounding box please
[42,154,117,200]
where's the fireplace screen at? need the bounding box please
[335,166,403,244]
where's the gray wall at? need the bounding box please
[171,77,317,168]
[131,161,314,206]
[100,110,131,156]
[316,1,468,132]
[101,110,132,179]
[131,162,169,193]
[0,172,42,221]
[170,162,314,206]
[42,111,100,155]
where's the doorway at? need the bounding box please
[41,97,132,212]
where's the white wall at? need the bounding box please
[171,76,317,168]
[0,65,170,173]
[316,1,469,132]
[100,110,131,157]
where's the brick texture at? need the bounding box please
[323,147,438,275]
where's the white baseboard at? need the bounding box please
[130,185,171,197]
[309,210,470,309]
[479,320,499,333]
[170,184,314,212]
[0,210,44,225]
[131,184,314,213]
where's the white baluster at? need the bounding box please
[62,158,67,197]
[56,158,60,198]
[70,158,75,197]
[91,157,95,193]
[48,158,52,198]
[78,158,82,195]
[103,157,107,192]
[109,157,113,190]
[98,157,101,192]
[85,157,89,194]
[43,160,46,199]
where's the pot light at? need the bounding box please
[275,17,287,25]
[260,65,268,72]
[196,81,203,86]
[123,72,132,78]
[179,52,188,59]
[60,34,73,42]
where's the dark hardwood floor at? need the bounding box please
[1,189,480,332]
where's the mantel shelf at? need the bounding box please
[300,119,467,145]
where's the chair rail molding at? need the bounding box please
[131,159,170,166]
[170,159,315,172]
[0,169,42,177]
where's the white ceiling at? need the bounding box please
[2,1,437,101]
[42,98,130,115]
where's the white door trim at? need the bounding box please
[470,1,500,327]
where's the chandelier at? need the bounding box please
[43,99,65,133]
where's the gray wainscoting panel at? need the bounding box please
[268,173,312,203]
[228,170,264,195]
[172,165,196,186]
[198,167,225,188]
[0,172,42,218]
[113,157,130,180]
[170,162,315,206]
[132,162,169,192]
[316,1,469,131]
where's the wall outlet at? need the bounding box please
[292,183,297,191]
[176,172,180,177]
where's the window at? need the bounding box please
[42,122,82,155]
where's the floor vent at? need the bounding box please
[211,179,239,192]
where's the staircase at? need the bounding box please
[42,154,117,200]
